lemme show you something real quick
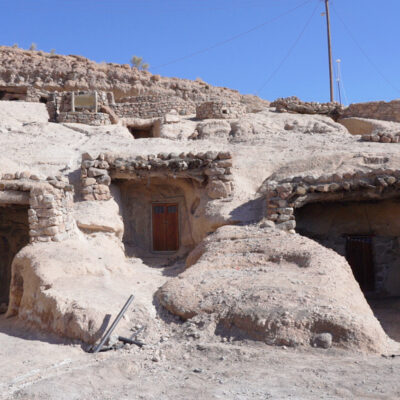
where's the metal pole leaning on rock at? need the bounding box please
[92,294,134,354]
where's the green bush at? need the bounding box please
[130,55,149,71]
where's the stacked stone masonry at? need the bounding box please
[0,172,76,243]
[46,91,196,123]
[111,95,195,119]
[265,168,400,232]
[342,100,400,123]
[362,131,400,143]
[57,112,111,126]
[81,151,234,201]
[270,96,344,119]
[196,101,246,120]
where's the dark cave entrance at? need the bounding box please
[127,125,153,139]
[295,198,400,341]
[0,87,28,101]
[294,198,400,297]
[0,205,30,311]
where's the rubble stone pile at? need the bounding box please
[362,131,400,143]
[271,96,344,118]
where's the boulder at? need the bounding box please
[157,226,389,353]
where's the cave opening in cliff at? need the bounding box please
[0,205,30,312]
[0,87,27,101]
[127,124,153,139]
[295,198,400,298]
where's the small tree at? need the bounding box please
[29,42,37,51]
[12,43,18,49]
[130,55,149,71]
[50,49,56,55]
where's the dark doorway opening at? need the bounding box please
[294,198,400,296]
[0,205,30,311]
[0,87,27,101]
[39,96,48,104]
[128,125,153,139]
[152,203,179,252]
[345,235,375,292]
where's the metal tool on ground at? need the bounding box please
[118,336,145,348]
[91,294,134,354]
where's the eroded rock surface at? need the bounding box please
[158,225,388,353]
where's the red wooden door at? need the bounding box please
[152,203,179,251]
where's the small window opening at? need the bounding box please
[222,108,228,114]
[39,96,48,104]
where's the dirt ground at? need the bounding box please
[369,297,400,342]
[1,262,400,400]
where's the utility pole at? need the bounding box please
[325,0,334,102]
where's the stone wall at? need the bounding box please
[343,100,400,123]
[196,101,246,120]
[264,168,400,232]
[270,96,344,119]
[57,111,111,126]
[111,95,195,119]
[80,151,233,201]
[0,172,76,243]
[361,131,400,143]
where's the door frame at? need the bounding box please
[345,234,375,293]
[150,202,180,253]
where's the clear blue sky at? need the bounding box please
[1,0,399,104]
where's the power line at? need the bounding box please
[151,0,313,70]
[256,2,319,95]
[331,3,400,96]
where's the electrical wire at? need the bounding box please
[151,0,313,70]
[256,2,319,95]
[332,3,400,96]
